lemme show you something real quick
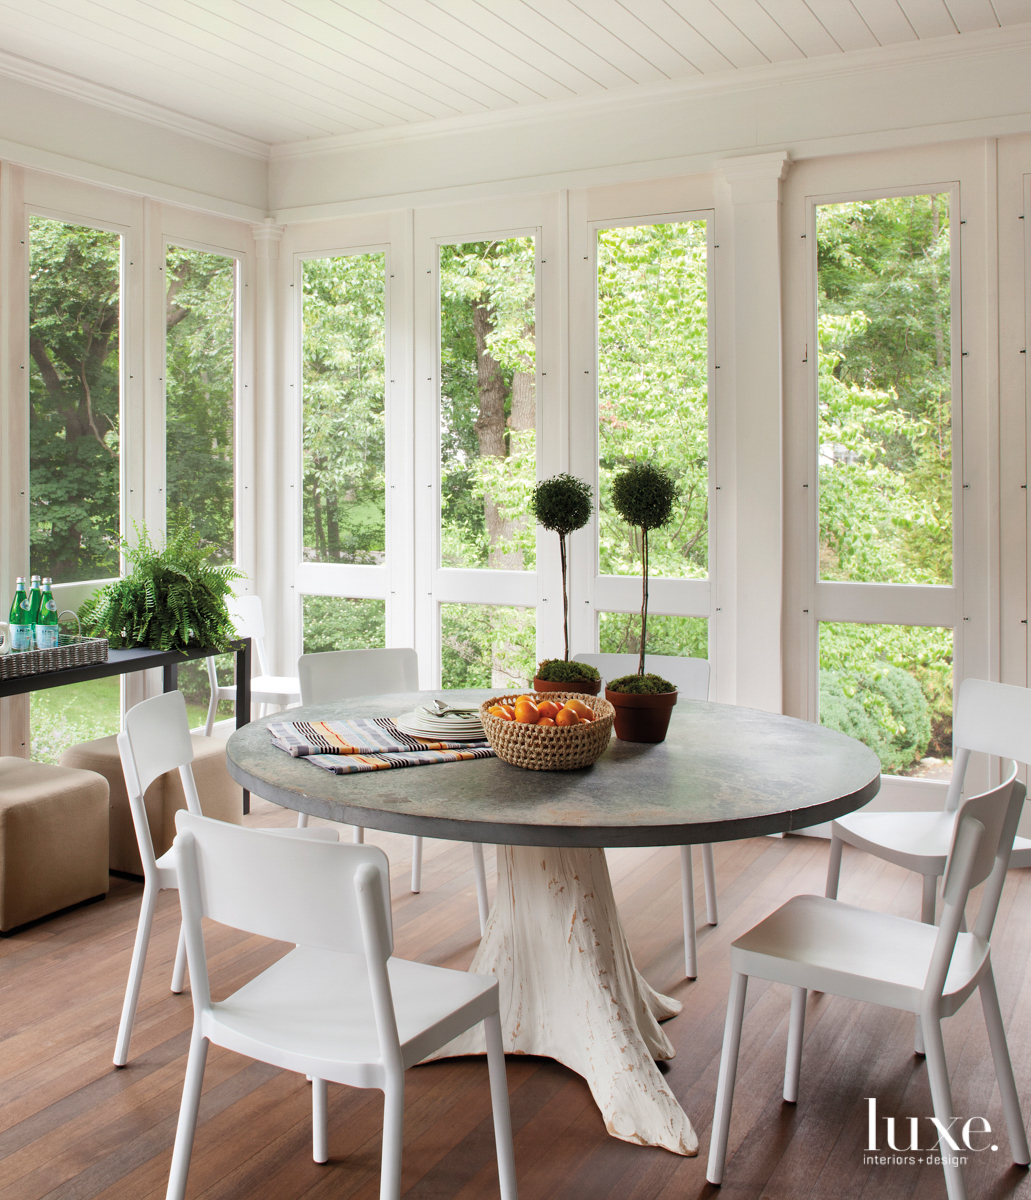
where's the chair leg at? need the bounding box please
[203,691,218,738]
[312,1077,329,1164]
[921,874,937,924]
[296,812,309,828]
[784,986,806,1102]
[979,968,1030,1164]
[701,842,718,925]
[484,1010,518,1200]
[379,1078,405,1200]
[680,845,698,979]
[707,971,749,1185]
[922,1013,968,1200]
[411,836,423,893]
[114,882,158,1067]
[472,843,489,935]
[165,1031,209,1200]
[170,921,187,994]
[353,827,365,845]
[825,834,843,899]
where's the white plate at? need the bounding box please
[395,712,486,740]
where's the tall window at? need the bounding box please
[438,237,537,687]
[596,219,710,657]
[301,252,386,565]
[816,194,954,775]
[29,216,122,582]
[28,215,123,761]
[165,246,237,562]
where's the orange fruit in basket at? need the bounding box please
[514,699,540,724]
[537,700,560,720]
[562,698,594,720]
[537,716,556,727]
[514,695,532,706]
[555,707,581,727]
[488,704,514,721]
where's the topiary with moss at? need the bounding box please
[535,658,601,684]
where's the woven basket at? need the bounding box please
[480,692,614,771]
[0,634,109,681]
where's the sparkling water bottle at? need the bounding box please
[7,578,32,652]
[25,576,42,631]
[35,578,58,650]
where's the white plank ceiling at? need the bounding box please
[0,0,1028,149]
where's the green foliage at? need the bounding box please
[599,613,707,659]
[534,658,600,683]
[302,595,386,653]
[598,221,709,581]
[607,673,675,695]
[29,216,122,581]
[441,604,535,690]
[80,514,242,651]
[819,665,931,774]
[302,253,386,564]
[530,475,592,535]
[611,462,678,532]
[165,246,236,562]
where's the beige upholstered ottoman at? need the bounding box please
[60,734,243,876]
[0,757,110,932]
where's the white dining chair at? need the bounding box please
[204,595,300,735]
[826,678,1031,925]
[574,651,715,978]
[166,812,518,1200]
[297,647,490,934]
[113,690,338,1067]
[709,766,1029,1200]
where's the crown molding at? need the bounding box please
[0,49,270,161]
[270,22,1031,164]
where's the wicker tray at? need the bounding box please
[0,633,109,680]
[480,692,614,771]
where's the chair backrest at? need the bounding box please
[945,678,1031,811]
[227,595,271,678]
[573,652,710,701]
[923,763,1023,1005]
[298,647,419,705]
[174,812,399,1064]
[118,690,200,878]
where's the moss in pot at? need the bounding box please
[534,657,602,696]
[606,462,681,742]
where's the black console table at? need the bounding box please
[0,639,253,813]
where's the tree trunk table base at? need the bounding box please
[427,845,699,1156]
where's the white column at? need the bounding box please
[717,152,791,713]
[252,220,285,670]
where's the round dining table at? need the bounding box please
[226,689,880,1158]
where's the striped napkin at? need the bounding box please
[268,716,495,774]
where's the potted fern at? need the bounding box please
[605,463,679,741]
[79,513,241,651]
[528,474,601,696]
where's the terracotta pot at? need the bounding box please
[605,688,678,742]
[534,675,602,697]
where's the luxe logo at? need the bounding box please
[864,1098,997,1165]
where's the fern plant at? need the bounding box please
[80,513,242,651]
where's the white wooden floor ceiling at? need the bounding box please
[0,0,1028,150]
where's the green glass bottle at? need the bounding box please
[25,575,42,631]
[7,578,32,652]
[35,578,58,650]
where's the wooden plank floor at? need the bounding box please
[3,798,1031,1200]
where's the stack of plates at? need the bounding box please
[394,704,486,741]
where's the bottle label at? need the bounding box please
[10,625,32,652]
[19,600,30,612]
[35,625,58,650]
[44,600,57,613]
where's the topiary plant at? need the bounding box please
[79,511,242,651]
[610,462,678,676]
[534,658,600,684]
[529,473,593,661]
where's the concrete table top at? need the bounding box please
[227,689,881,848]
